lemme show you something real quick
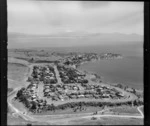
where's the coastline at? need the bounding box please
[76,59,143,92]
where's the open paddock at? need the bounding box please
[109,105,139,114]
[11,99,28,113]
[68,116,143,125]
[7,113,50,125]
[8,62,29,82]
[34,106,103,116]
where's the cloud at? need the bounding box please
[8,1,144,35]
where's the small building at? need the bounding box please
[73,86,78,90]
[78,94,85,98]
[44,85,50,89]
[49,72,54,77]
[102,94,109,98]
[126,88,134,92]
[44,88,50,93]
[50,76,55,80]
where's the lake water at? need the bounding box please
[78,56,143,89]
[73,44,143,90]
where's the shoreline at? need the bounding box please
[76,60,143,92]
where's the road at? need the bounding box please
[53,65,62,84]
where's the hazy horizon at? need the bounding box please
[8,1,143,48]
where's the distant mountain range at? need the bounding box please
[8,32,143,48]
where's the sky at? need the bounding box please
[8,1,144,36]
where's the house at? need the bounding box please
[30,87,36,91]
[32,98,37,101]
[61,99,64,101]
[50,76,55,80]
[78,94,85,98]
[45,70,50,74]
[73,86,78,90]
[64,89,68,93]
[116,92,124,97]
[45,76,50,79]
[126,88,134,92]
[58,95,63,99]
[31,95,36,99]
[32,84,37,86]
[49,72,54,77]
[44,85,49,89]
[44,89,50,93]
[102,94,109,98]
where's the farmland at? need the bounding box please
[8,63,28,82]
[68,116,143,125]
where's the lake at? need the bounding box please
[74,44,143,90]
[78,56,143,89]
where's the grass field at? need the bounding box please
[8,79,20,89]
[8,62,28,82]
[68,116,143,125]
[8,49,63,63]
[7,113,50,125]
[140,106,143,114]
[11,99,28,113]
[35,106,103,115]
[109,106,139,114]
[8,88,13,93]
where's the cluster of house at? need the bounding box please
[42,81,125,102]
[57,64,88,84]
[99,53,122,60]
[42,83,90,101]
[23,83,39,102]
[59,53,122,68]
[20,82,47,113]
[76,84,125,99]
[61,53,99,66]
[31,65,57,84]
[22,65,58,105]
[20,63,126,110]
[43,84,69,101]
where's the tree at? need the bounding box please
[116,83,123,89]
[83,79,88,84]
[132,88,136,94]
[49,103,55,112]
[16,87,26,99]
[133,100,138,106]
[30,101,37,111]
[24,99,31,108]
[27,123,32,126]
[28,76,33,82]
